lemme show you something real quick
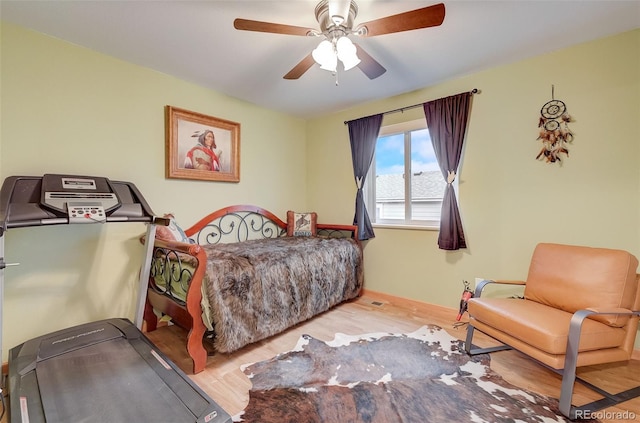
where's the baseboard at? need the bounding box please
[361,289,458,315]
[361,289,640,361]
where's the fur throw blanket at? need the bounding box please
[201,236,364,353]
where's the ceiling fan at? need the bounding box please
[234,1,445,80]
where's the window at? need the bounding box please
[364,119,447,229]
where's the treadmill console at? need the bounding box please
[67,202,107,223]
[41,174,119,221]
[0,174,156,234]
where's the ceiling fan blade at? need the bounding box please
[358,3,445,37]
[284,53,316,79]
[355,45,386,79]
[234,18,314,36]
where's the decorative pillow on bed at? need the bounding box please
[156,214,190,243]
[287,211,317,237]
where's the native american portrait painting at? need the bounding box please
[166,106,240,182]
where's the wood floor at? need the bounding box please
[1,291,637,422]
[144,291,640,423]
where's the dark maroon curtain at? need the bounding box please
[347,114,383,241]
[423,92,473,250]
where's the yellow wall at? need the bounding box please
[0,23,306,358]
[307,29,640,316]
[1,21,639,358]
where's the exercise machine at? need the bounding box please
[0,174,231,423]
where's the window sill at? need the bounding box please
[372,223,439,231]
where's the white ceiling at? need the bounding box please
[2,1,639,118]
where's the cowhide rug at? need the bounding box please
[235,325,597,423]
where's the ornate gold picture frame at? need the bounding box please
[166,106,240,182]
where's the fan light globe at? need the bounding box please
[320,54,338,72]
[312,40,337,72]
[336,36,360,70]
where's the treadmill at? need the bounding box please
[0,174,232,423]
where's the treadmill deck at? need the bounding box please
[9,318,231,423]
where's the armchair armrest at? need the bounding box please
[474,279,526,298]
[579,307,639,328]
[568,308,639,347]
[568,307,638,355]
[560,307,640,416]
[584,307,638,315]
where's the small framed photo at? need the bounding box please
[166,106,240,182]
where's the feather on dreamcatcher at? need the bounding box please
[536,86,573,163]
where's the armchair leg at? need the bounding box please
[467,320,640,419]
[464,323,512,355]
[560,310,640,419]
[559,336,578,418]
[564,380,640,420]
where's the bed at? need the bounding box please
[142,205,364,374]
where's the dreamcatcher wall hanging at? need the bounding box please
[536,85,573,163]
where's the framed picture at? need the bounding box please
[166,106,240,182]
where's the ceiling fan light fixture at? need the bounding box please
[340,54,360,71]
[312,39,338,72]
[320,55,338,72]
[336,36,360,70]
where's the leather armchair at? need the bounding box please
[464,243,640,419]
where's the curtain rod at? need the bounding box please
[344,88,479,125]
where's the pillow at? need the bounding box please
[155,214,190,243]
[287,211,317,237]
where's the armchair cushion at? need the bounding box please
[524,243,638,327]
[468,298,627,355]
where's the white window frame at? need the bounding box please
[364,118,454,230]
